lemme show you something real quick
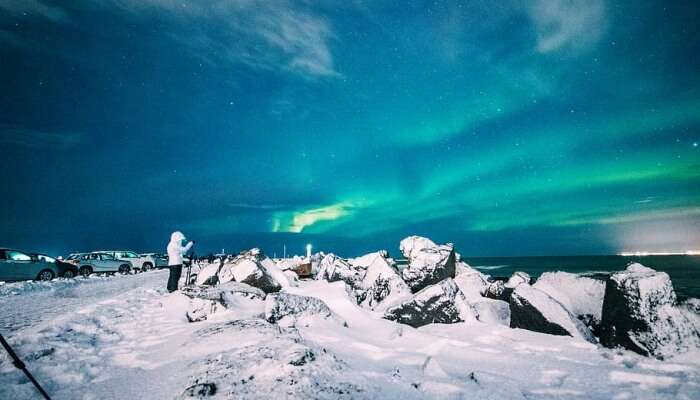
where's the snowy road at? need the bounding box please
[0,271,168,333]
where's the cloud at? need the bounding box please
[0,126,84,149]
[108,0,340,78]
[0,0,67,22]
[525,0,606,54]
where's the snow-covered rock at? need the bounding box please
[384,278,477,328]
[399,236,456,293]
[215,251,283,293]
[473,298,511,326]
[260,257,291,289]
[454,265,490,300]
[284,270,300,287]
[534,271,605,328]
[194,261,222,286]
[599,263,700,358]
[355,253,412,311]
[510,284,595,342]
[181,282,266,322]
[265,292,335,325]
[316,253,363,285]
[399,235,437,259]
[347,250,389,269]
[505,271,531,288]
[484,280,510,301]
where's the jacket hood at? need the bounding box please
[170,231,186,243]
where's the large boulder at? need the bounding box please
[347,250,390,269]
[182,282,266,322]
[505,271,531,288]
[454,263,490,300]
[473,298,511,326]
[510,284,595,342]
[316,253,363,285]
[355,253,412,311]
[216,249,282,293]
[383,278,477,328]
[264,293,335,325]
[599,263,700,358]
[534,272,605,329]
[399,236,456,293]
[484,280,510,302]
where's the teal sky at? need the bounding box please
[1,1,699,256]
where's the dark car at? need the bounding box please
[31,253,79,278]
[0,248,61,281]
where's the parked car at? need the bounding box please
[140,253,168,268]
[0,248,61,281]
[30,253,79,278]
[98,251,157,272]
[69,252,133,277]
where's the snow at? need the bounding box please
[1,265,699,399]
[510,284,595,342]
[399,236,437,259]
[533,271,605,323]
[348,251,388,269]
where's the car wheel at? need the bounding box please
[63,270,76,279]
[79,266,92,277]
[36,269,55,281]
[118,264,131,274]
[142,262,153,271]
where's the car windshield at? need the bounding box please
[126,251,139,258]
[7,251,31,261]
[37,254,56,263]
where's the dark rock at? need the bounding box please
[316,253,363,285]
[510,284,595,342]
[533,271,605,330]
[599,263,700,358]
[265,293,334,324]
[181,382,217,398]
[399,236,457,293]
[383,278,476,328]
[484,280,512,302]
[355,254,412,311]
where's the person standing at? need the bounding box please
[166,231,194,292]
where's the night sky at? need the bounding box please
[1,1,699,257]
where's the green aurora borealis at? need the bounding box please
[1,0,699,255]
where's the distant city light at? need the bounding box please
[618,250,700,256]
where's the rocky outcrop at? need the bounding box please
[484,280,510,302]
[316,253,363,285]
[473,298,511,326]
[534,272,605,330]
[355,253,412,311]
[599,263,700,359]
[510,284,595,342]
[505,271,531,288]
[454,264,490,300]
[399,236,456,293]
[383,278,476,328]
[215,254,282,293]
[265,293,335,324]
[181,282,266,322]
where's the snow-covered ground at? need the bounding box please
[1,269,699,399]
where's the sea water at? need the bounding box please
[461,255,700,300]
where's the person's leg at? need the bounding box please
[167,265,183,292]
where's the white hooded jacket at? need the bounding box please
[167,231,193,266]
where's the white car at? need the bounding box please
[69,252,133,276]
[99,251,157,272]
